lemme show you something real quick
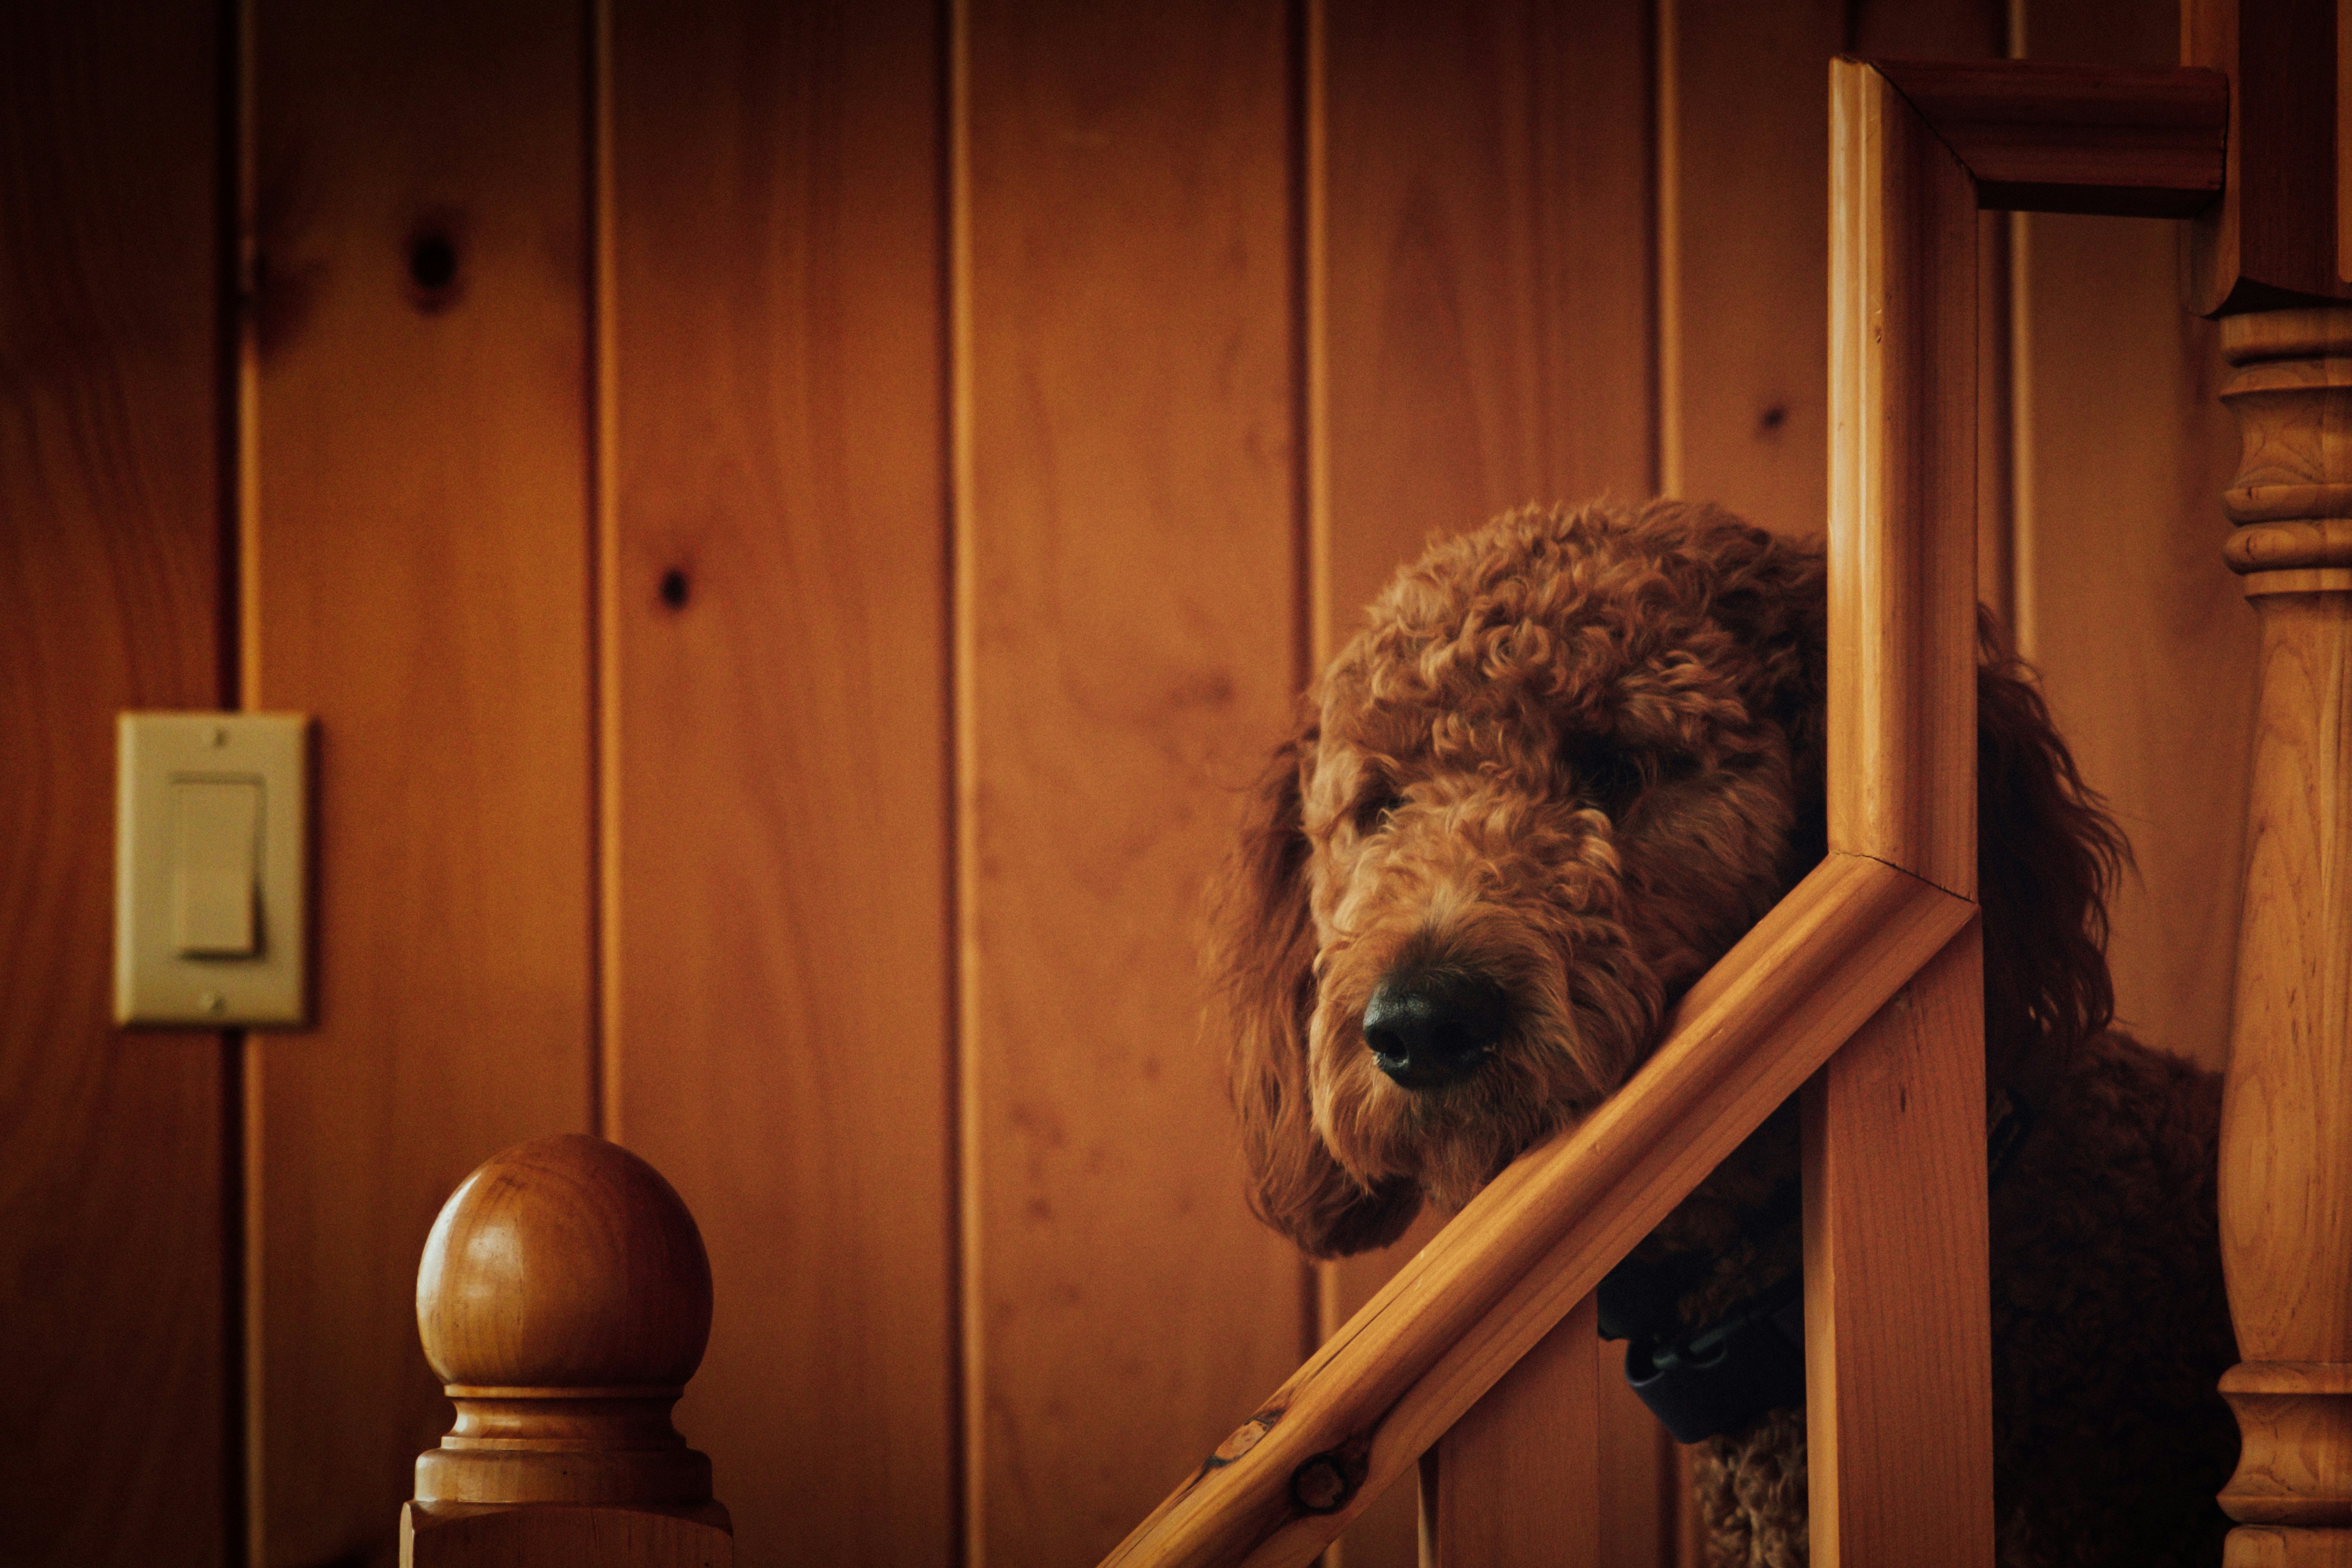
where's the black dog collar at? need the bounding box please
[1597,1090,2034,1444]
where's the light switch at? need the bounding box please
[117,713,309,1027]
[172,779,261,956]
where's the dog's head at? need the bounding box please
[1213,498,2121,1258]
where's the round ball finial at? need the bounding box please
[417,1133,713,1393]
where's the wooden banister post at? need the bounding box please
[400,1134,733,1567]
[2211,307,2352,1568]
[1416,1294,1602,1567]
[1809,57,1992,1568]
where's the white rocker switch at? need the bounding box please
[172,778,261,956]
[116,713,309,1027]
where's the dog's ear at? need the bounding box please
[1211,713,1421,1259]
[1975,610,2125,1084]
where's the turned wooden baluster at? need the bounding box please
[401,1133,733,1567]
[2214,308,2352,1568]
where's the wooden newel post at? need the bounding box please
[2214,308,2352,1568]
[401,1133,733,1567]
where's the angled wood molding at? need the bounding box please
[1871,58,2228,218]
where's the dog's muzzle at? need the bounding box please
[1362,967,1509,1088]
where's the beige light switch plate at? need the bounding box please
[115,713,310,1027]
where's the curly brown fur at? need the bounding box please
[1211,499,2237,1565]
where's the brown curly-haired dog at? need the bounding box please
[1213,499,2238,1566]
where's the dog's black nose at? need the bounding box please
[1363,968,1510,1088]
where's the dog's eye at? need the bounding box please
[1563,741,1645,816]
[1352,791,1407,834]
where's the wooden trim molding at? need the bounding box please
[1827,59,1983,898]
[1872,58,2228,218]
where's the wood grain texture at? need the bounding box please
[1100,854,1973,1568]
[956,3,1309,1562]
[1329,1273,1671,1568]
[1319,1213,1439,1568]
[1800,924,1993,1568]
[2184,0,2352,314]
[605,1,954,1561]
[1810,73,1992,1564]
[249,0,594,1558]
[1595,1340,1678,1568]
[1316,0,1654,647]
[402,1501,732,1568]
[1672,1443,1705,1568]
[2212,306,2352,1548]
[2015,0,2252,1075]
[1660,0,2001,539]
[1873,59,2226,216]
[1310,4,1657,1562]
[1659,0,1844,534]
[414,1137,710,1391]
[1417,1293,1601,1567]
[410,1137,718,1511]
[0,4,229,1563]
[1827,60,1981,898]
[2220,1363,2352,1528]
[2215,1527,2352,1568]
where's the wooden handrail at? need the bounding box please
[1101,855,1969,1567]
[1108,57,2232,1568]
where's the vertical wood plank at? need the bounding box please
[1660,0,1843,534]
[1812,58,1990,1563]
[1317,0,1655,641]
[249,1,593,1559]
[1672,1444,1704,1568]
[1662,0,2003,540]
[1418,1294,1602,1568]
[604,2,955,1563]
[1800,925,1993,1567]
[1595,1343,1678,1568]
[1313,5,1657,1562]
[2014,0,2252,1073]
[957,2,1307,1562]
[2183,0,2352,313]
[0,5,229,1563]
[1826,59,1980,897]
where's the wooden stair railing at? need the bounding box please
[400,1134,733,1568]
[1101,59,2227,1568]
[380,57,2281,1568]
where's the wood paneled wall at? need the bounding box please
[606,4,953,1563]
[1,6,230,1565]
[247,3,597,1560]
[2011,0,2253,1075]
[0,0,2254,1564]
